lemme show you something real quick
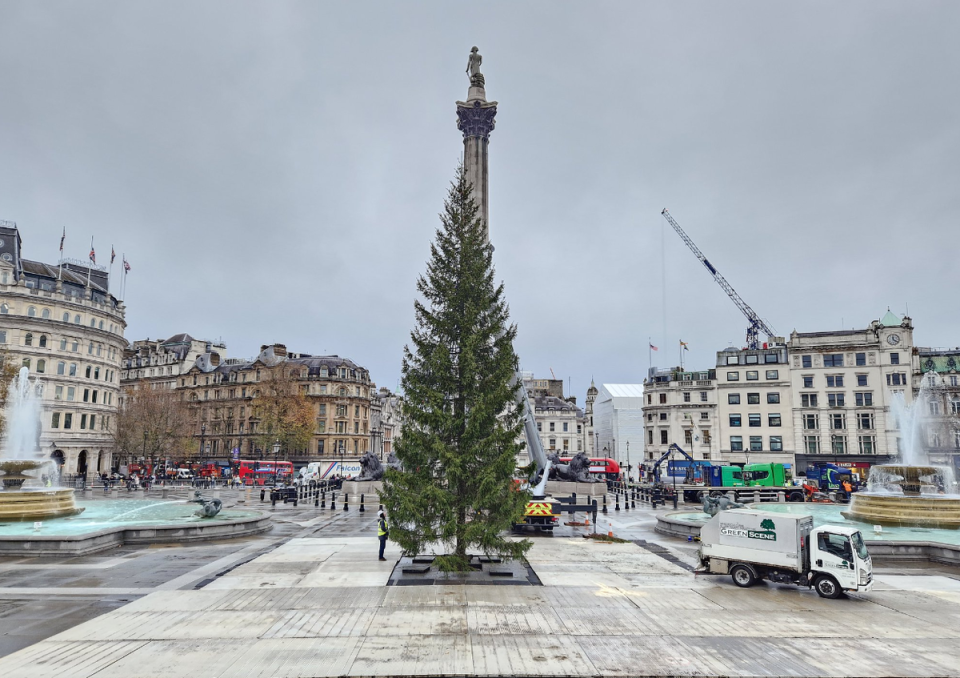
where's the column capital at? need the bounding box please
[456,99,498,141]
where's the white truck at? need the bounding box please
[697,508,873,599]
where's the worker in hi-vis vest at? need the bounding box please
[377,510,389,561]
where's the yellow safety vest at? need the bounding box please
[378,518,388,537]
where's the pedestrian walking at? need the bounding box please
[377,510,389,561]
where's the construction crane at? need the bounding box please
[661,208,776,350]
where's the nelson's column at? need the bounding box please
[457,46,497,242]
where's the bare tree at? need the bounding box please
[114,381,195,463]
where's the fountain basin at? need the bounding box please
[843,494,960,529]
[0,488,84,521]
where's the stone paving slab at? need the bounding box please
[3,534,960,677]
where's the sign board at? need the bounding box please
[232,448,240,460]
[321,461,363,479]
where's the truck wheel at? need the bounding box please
[814,575,842,599]
[730,564,758,588]
[788,491,804,503]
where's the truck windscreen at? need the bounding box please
[851,532,869,560]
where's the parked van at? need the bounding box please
[176,468,194,480]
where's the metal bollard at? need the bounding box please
[321,490,326,509]
[343,493,349,511]
[672,492,678,510]
[602,494,608,514]
[615,492,621,511]
[359,493,365,513]
[260,489,266,502]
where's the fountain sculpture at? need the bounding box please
[0,367,83,521]
[844,388,960,529]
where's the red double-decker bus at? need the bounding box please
[558,457,621,480]
[236,460,294,485]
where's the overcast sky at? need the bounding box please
[1,2,958,402]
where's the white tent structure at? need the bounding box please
[592,384,646,479]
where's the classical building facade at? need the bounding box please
[371,387,401,459]
[0,223,126,476]
[642,368,718,469]
[914,348,960,476]
[177,343,375,463]
[584,379,598,455]
[715,344,793,466]
[533,395,584,457]
[122,333,226,392]
[787,312,910,474]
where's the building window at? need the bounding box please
[746,371,758,381]
[726,355,739,365]
[765,354,779,364]
[659,393,666,404]
[0,304,7,314]
[747,393,760,405]
[0,330,5,344]
[802,376,813,388]
[39,335,47,348]
[549,422,555,432]
[21,358,30,369]
[929,399,942,415]
[951,376,959,387]
[769,414,781,427]
[57,361,65,375]
[728,393,740,405]
[51,412,60,428]
[659,412,667,421]
[647,429,653,444]
[856,412,874,430]
[890,353,900,365]
[827,393,845,407]
[684,430,693,445]
[831,435,847,454]
[858,435,876,454]
[63,413,72,429]
[770,435,783,451]
[727,372,739,381]
[765,370,778,380]
[748,413,761,427]
[730,436,743,452]
[660,430,668,444]
[683,392,691,403]
[24,333,33,346]
[745,354,758,365]
[854,392,873,407]
[857,375,868,387]
[69,363,77,376]
[803,413,819,429]
[700,412,709,420]
[887,373,905,386]
[729,414,741,427]
[750,436,762,451]
[801,393,817,408]
[802,355,812,368]
[702,430,712,444]
[826,375,844,388]
[27,306,36,317]
[563,439,569,451]
[562,422,568,432]
[700,391,708,402]
[537,422,542,432]
[856,352,866,366]
[830,412,845,429]
[804,435,820,454]
[824,354,844,367]
[54,385,62,400]
[767,392,780,404]
[951,398,960,415]
[36,359,45,373]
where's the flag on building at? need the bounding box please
[649,343,658,351]
[59,228,65,252]
[123,257,131,272]
[89,242,96,264]
[680,340,689,351]
[110,246,115,264]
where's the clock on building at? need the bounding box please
[887,334,901,345]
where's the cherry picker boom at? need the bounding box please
[661,209,776,350]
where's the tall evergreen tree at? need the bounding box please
[380,165,531,571]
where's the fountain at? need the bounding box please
[0,367,83,520]
[843,388,960,529]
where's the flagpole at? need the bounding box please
[108,245,114,295]
[679,340,683,372]
[648,337,652,374]
[86,237,93,287]
[58,227,64,280]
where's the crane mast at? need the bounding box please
[660,209,776,350]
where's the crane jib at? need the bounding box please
[702,259,717,275]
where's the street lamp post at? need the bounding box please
[200,423,206,465]
[339,440,345,480]
[272,440,281,485]
[626,441,630,482]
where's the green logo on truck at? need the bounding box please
[748,518,777,541]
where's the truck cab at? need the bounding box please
[807,463,859,494]
[809,525,872,597]
[742,463,791,487]
[708,465,744,487]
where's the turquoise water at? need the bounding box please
[0,500,260,537]
[673,503,960,546]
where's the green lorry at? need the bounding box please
[742,463,792,488]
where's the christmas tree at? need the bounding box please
[380,165,531,572]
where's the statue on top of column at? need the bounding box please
[466,46,484,86]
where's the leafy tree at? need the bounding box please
[379,165,530,572]
[250,364,315,458]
